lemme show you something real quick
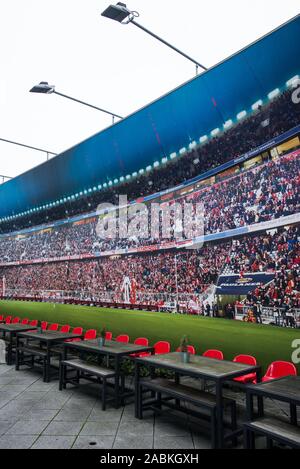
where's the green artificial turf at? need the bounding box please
[0,300,299,373]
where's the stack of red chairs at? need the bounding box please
[233,355,257,384]
[131,338,150,358]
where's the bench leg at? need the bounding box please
[42,358,47,383]
[102,378,107,411]
[266,437,273,449]
[211,408,217,449]
[244,428,255,449]
[157,392,162,410]
[59,362,64,391]
[138,383,143,420]
[120,375,125,406]
[230,402,238,447]
[15,348,20,371]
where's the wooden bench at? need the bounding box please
[138,378,237,449]
[16,345,61,382]
[59,359,117,410]
[244,417,300,449]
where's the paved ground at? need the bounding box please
[0,364,295,449]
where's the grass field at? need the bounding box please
[0,300,299,373]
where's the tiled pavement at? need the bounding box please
[0,364,294,449]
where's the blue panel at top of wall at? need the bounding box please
[0,14,299,217]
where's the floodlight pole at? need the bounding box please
[0,137,57,162]
[174,254,179,312]
[52,91,123,123]
[0,175,12,184]
[130,19,207,74]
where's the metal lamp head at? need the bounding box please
[101,2,138,24]
[30,82,55,94]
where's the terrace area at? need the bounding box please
[0,364,297,450]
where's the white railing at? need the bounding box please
[3,287,210,309]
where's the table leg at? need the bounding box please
[216,380,224,449]
[246,390,254,420]
[290,404,297,426]
[7,333,13,366]
[46,343,51,383]
[135,362,141,419]
[115,355,120,409]
[15,335,20,371]
[175,373,180,408]
[255,368,264,417]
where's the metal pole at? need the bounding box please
[53,91,123,120]
[131,20,207,72]
[0,138,57,156]
[0,175,12,182]
[174,255,179,312]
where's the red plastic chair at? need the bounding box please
[60,325,71,333]
[203,350,224,360]
[131,338,150,358]
[48,323,59,332]
[0,315,4,321]
[29,320,38,327]
[233,355,257,384]
[21,319,29,325]
[105,332,113,341]
[116,335,130,344]
[5,316,12,324]
[41,321,48,331]
[84,329,97,341]
[176,345,196,355]
[134,338,149,347]
[154,341,171,355]
[68,326,83,342]
[12,317,20,324]
[262,361,297,383]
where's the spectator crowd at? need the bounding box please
[0,226,298,311]
[0,152,298,264]
[2,87,300,234]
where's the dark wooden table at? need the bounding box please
[16,330,83,382]
[63,340,154,407]
[135,352,261,449]
[0,324,38,365]
[246,376,300,424]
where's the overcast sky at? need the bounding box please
[0,0,299,181]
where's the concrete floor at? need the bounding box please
[0,363,295,449]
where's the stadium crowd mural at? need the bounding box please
[0,226,299,318]
[0,87,299,322]
[1,87,300,233]
[0,151,299,264]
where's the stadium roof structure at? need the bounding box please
[1,14,300,219]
